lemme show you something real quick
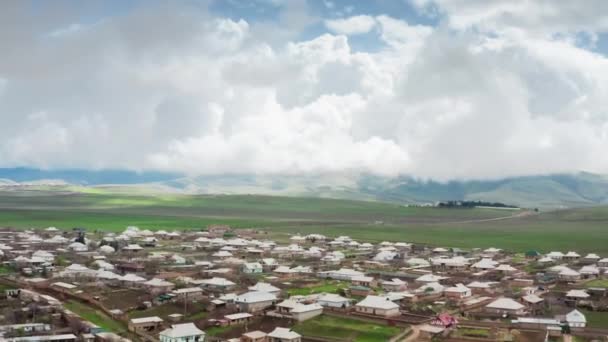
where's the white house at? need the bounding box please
[317,293,351,308]
[565,309,586,328]
[267,327,301,342]
[235,291,277,313]
[248,282,281,295]
[355,295,400,317]
[444,284,472,299]
[159,323,205,342]
[485,298,526,316]
[242,262,263,274]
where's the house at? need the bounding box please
[565,309,586,328]
[248,282,281,295]
[235,291,277,312]
[444,284,471,300]
[418,325,445,341]
[171,287,204,301]
[349,285,373,297]
[564,251,581,261]
[144,278,175,294]
[485,298,526,316]
[5,334,78,341]
[129,316,164,333]
[241,331,267,342]
[159,323,205,342]
[200,277,236,292]
[495,264,518,273]
[467,281,498,295]
[382,278,407,292]
[558,268,581,282]
[472,258,498,270]
[224,313,253,325]
[242,262,263,274]
[267,328,301,342]
[276,300,322,321]
[351,276,376,288]
[431,256,469,271]
[583,253,601,263]
[546,251,564,260]
[525,250,541,259]
[317,268,364,281]
[579,265,600,279]
[317,293,351,308]
[565,289,589,304]
[522,294,544,314]
[261,258,278,270]
[415,274,448,284]
[355,295,400,317]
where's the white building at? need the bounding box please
[159,323,205,342]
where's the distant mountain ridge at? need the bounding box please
[1,168,607,208]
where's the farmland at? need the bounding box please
[0,190,608,253]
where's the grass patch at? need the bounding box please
[64,300,127,333]
[584,279,608,288]
[205,325,236,336]
[287,281,347,296]
[453,327,490,338]
[0,265,14,274]
[581,310,608,329]
[128,302,207,320]
[293,315,401,342]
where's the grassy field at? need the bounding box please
[293,315,402,341]
[584,279,608,288]
[581,310,608,329]
[287,281,347,296]
[64,300,127,333]
[0,190,608,253]
[128,302,207,320]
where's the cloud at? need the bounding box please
[0,1,608,180]
[325,15,377,35]
[412,0,608,37]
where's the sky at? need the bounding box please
[1,0,608,180]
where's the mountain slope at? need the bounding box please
[1,168,608,208]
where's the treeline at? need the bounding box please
[437,200,518,208]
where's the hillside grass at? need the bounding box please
[0,192,607,253]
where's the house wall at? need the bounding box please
[240,300,274,312]
[355,306,400,317]
[292,308,322,322]
[318,300,350,308]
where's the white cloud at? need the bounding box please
[1,2,608,180]
[325,15,377,35]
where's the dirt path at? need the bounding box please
[441,209,539,225]
[563,335,572,342]
[402,325,420,342]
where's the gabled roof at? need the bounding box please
[522,294,543,304]
[235,291,277,303]
[356,295,399,310]
[486,298,525,310]
[268,327,301,339]
[159,323,204,338]
[566,309,586,323]
[248,282,280,293]
[566,289,589,298]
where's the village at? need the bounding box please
[0,225,607,342]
